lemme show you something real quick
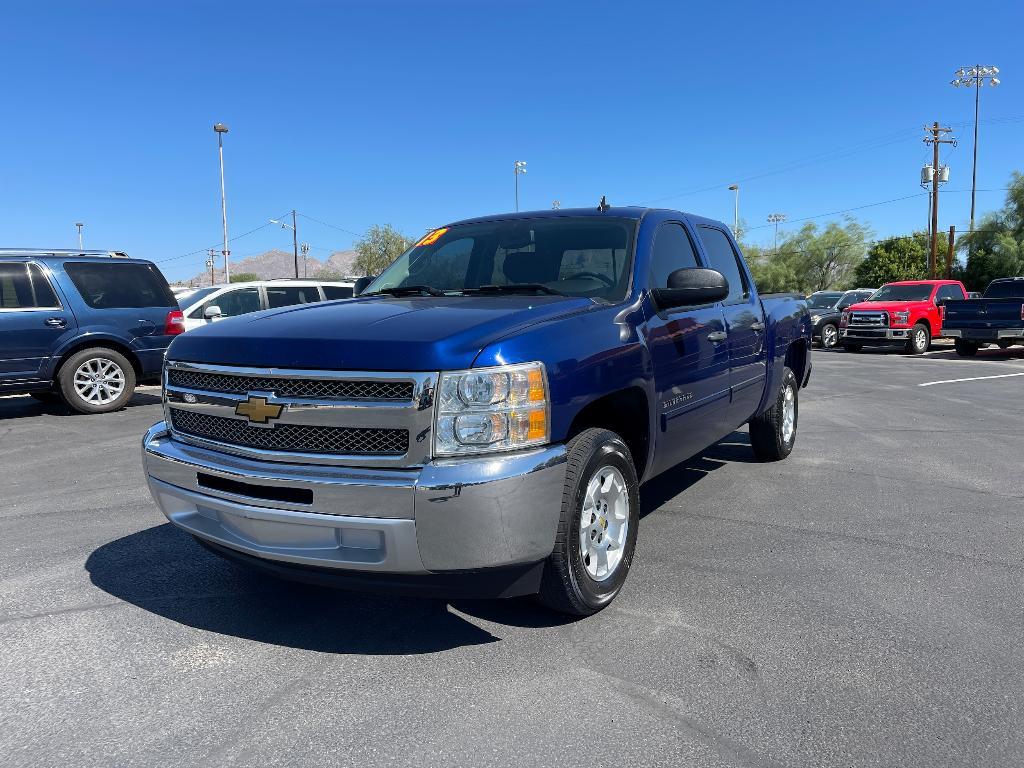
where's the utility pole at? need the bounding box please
[923,123,956,278]
[291,210,299,279]
[946,226,956,279]
[300,242,310,278]
[207,249,216,285]
[213,123,231,282]
[75,222,84,251]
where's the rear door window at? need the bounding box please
[212,288,261,317]
[266,285,322,309]
[322,285,353,300]
[64,262,175,308]
[697,227,749,304]
[0,263,34,308]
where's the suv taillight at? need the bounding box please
[164,310,185,335]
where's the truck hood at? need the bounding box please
[166,294,595,371]
[847,301,927,314]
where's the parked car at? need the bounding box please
[839,279,968,354]
[968,291,983,299]
[943,277,1024,356]
[0,249,183,413]
[177,279,355,331]
[142,206,812,615]
[807,289,875,348]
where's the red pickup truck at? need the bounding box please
[839,279,968,354]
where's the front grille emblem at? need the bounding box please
[235,395,283,424]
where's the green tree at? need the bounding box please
[353,224,414,276]
[312,267,346,281]
[853,231,948,288]
[781,219,871,293]
[229,272,260,283]
[959,171,1024,291]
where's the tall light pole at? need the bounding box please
[767,213,786,254]
[75,222,84,251]
[951,65,1000,235]
[270,212,301,278]
[727,184,740,239]
[513,160,527,211]
[213,123,231,282]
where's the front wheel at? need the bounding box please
[820,323,839,349]
[749,367,798,461]
[954,339,979,357]
[536,429,639,616]
[906,323,930,354]
[58,347,136,414]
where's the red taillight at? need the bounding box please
[164,310,185,335]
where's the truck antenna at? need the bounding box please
[597,195,610,212]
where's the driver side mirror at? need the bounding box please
[353,276,374,296]
[653,268,730,309]
[203,305,223,319]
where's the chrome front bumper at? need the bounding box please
[839,327,910,343]
[142,422,567,575]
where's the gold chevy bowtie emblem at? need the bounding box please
[235,395,283,424]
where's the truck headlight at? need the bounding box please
[892,311,910,325]
[434,362,549,456]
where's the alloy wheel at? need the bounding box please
[579,465,630,582]
[73,358,126,405]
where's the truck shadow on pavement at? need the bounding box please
[0,390,162,420]
[85,431,753,648]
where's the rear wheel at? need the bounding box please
[820,323,839,349]
[906,323,930,354]
[954,339,979,357]
[749,367,798,461]
[58,348,136,414]
[536,428,639,616]
[997,341,1013,350]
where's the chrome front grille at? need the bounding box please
[849,311,888,327]
[169,409,409,455]
[166,369,414,401]
[163,362,436,467]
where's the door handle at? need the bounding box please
[707,330,728,343]
[44,317,66,328]
[750,321,765,332]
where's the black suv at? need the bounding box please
[807,289,875,348]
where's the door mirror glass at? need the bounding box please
[653,268,730,309]
[353,276,374,296]
[203,304,223,319]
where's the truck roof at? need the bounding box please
[882,279,962,286]
[446,206,728,229]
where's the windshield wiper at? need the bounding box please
[470,283,566,296]
[364,285,446,297]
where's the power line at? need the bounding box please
[158,211,293,264]
[296,212,363,238]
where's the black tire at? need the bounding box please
[57,347,137,414]
[906,323,930,354]
[536,428,640,616]
[997,341,1012,350]
[954,339,979,357]
[841,343,862,353]
[819,323,839,349]
[749,367,798,462]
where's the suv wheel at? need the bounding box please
[906,323,930,355]
[537,428,639,616]
[820,323,839,349]
[58,348,137,414]
[749,367,798,461]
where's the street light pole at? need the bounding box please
[291,210,299,279]
[728,185,739,239]
[513,160,527,211]
[213,123,231,282]
[767,213,786,254]
[951,66,1000,234]
[75,222,84,251]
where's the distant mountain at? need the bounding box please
[174,248,359,286]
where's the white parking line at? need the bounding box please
[919,372,1024,387]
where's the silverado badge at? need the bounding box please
[235,395,283,424]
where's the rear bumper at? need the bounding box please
[944,328,1024,340]
[142,422,567,595]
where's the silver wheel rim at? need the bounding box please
[823,325,837,347]
[781,384,796,443]
[579,465,629,582]
[73,357,126,405]
[915,329,927,350]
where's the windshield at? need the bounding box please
[179,286,220,308]
[867,284,934,302]
[984,280,1024,299]
[364,217,637,301]
[807,292,843,310]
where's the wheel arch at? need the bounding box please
[565,386,651,481]
[50,338,143,382]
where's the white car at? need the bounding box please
[178,280,355,332]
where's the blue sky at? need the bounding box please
[3,1,1022,281]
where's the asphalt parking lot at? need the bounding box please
[2,346,1023,768]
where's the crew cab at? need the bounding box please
[839,279,968,354]
[943,277,1024,356]
[141,207,811,615]
[0,250,183,413]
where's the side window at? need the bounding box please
[649,223,700,289]
[64,262,176,308]
[28,265,61,308]
[214,288,261,317]
[697,227,749,304]
[322,286,353,300]
[0,263,35,308]
[937,284,965,302]
[266,285,322,309]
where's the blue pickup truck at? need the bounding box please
[142,207,811,615]
[0,250,184,413]
[944,277,1024,356]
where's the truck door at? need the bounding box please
[695,226,768,422]
[642,221,731,474]
[0,262,77,384]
